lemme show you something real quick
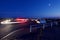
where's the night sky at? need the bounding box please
[0,0,60,18]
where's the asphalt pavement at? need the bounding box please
[0,24,38,40]
[0,23,60,40]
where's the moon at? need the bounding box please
[48,3,51,7]
[48,3,52,8]
[48,0,52,8]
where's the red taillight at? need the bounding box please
[15,18,28,23]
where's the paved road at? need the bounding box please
[0,24,39,40]
[0,24,60,40]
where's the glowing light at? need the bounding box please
[1,19,11,24]
[15,18,28,23]
[48,3,51,7]
[35,20,40,24]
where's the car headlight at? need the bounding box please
[35,20,40,24]
[1,19,11,24]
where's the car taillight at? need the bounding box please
[15,18,28,23]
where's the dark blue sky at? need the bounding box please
[0,0,60,18]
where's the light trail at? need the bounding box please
[1,22,20,24]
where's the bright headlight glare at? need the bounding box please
[1,19,11,24]
[35,20,40,23]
